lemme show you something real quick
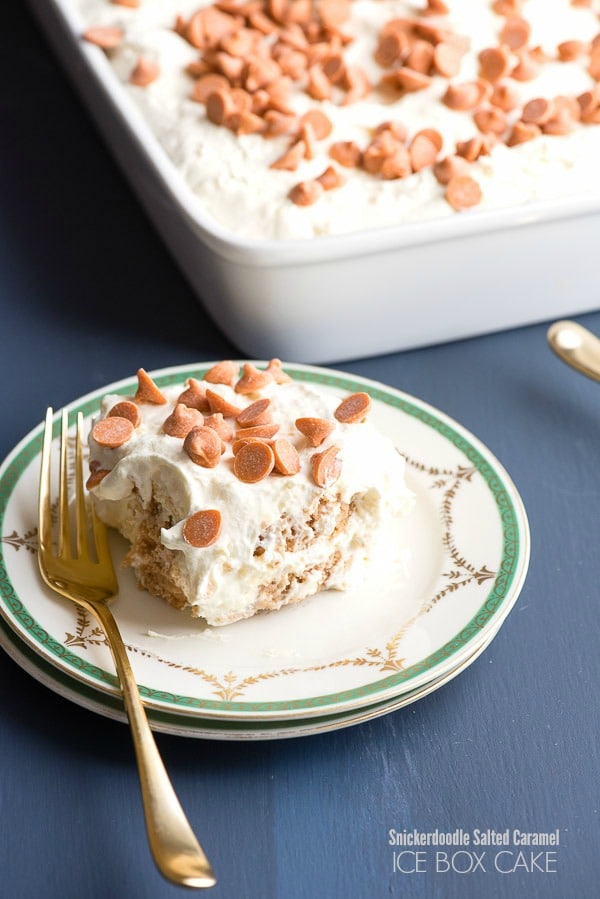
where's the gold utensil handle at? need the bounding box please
[547,320,600,384]
[89,600,216,889]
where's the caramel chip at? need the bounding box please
[191,73,231,104]
[455,135,486,162]
[83,27,124,49]
[412,128,443,152]
[232,436,272,454]
[380,148,412,180]
[319,0,352,29]
[578,87,600,122]
[182,510,222,547]
[329,141,362,168]
[341,64,371,105]
[375,31,409,68]
[135,369,167,405]
[557,40,587,62]
[227,111,265,135]
[322,52,346,85]
[92,416,134,448]
[299,118,317,159]
[386,67,432,92]
[506,120,541,146]
[474,107,507,135]
[433,42,464,78]
[334,392,371,424]
[289,180,324,206]
[177,378,210,413]
[443,81,485,111]
[500,16,531,51]
[299,109,333,140]
[130,57,160,87]
[107,401,141,428]
[445,175,482,211]
[433,155,470,186]
[186,60,210,79]
[236,398,272,428]
[316,166,345,191]
[229,88,253,113]
[271,438,301,476]
[511,51,540,82]
[590,45,600,81]
[233,441,275,483]
[183,426,222,467]
[542,110,575,136]
[409,133,439,172]
[85,468,111,490]
[235,423,280,440]
[205,388,243,418]
[478,46,512,83]
[216,52,245,83]
[490,82,520,112]
[263,110,300,137]
[204,412,234,443]
[307,64,333,101]
[163,404,204,438]
[363,130,402,175]
[265,358,292,383]
[405,41,435,77]
[203,360,239,386]
[187,7,239,49]
[491,0,522,12]
[424,0,449,15]
[206,89,236,125]
[271,140,305,171]
[295,416,335,446]
[521,97,555,125]
[235,363,274,394]
[311,445,342,488]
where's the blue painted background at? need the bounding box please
[1,4,599,897]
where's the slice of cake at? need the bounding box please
[86,361,414,626]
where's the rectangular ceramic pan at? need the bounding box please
[28,0,600,364]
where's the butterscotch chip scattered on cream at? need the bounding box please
[76,0,600,236]
[182,509,222,546]
[107,400,141,428]
[92,417,134,448]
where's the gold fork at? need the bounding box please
[38,407,216,889]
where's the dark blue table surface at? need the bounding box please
[2,5,600,898]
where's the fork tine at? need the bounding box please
[91,489,115,572]
[38,407,54,558]
[82,413,117,582]
[75,412,90,561]
[57,408,71,560]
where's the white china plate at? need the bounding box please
[0,363,529,724]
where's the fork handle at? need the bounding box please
[88,600,216,889]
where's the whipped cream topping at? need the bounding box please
[88,375,414,625]
[73,0,600,237]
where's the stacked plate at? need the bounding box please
[0,364,529,740]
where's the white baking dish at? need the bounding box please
[26,0,600,363]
